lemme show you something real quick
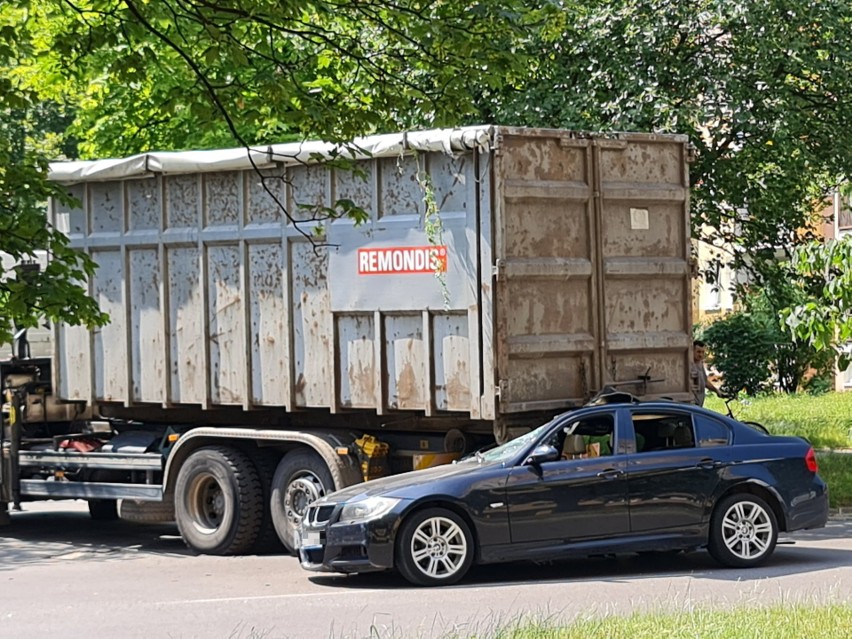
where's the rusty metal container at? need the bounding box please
[49,126,693,424]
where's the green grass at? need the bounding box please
[446,604,852,639]
[705,392,852,449]
[813,452,852,509]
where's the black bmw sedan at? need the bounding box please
[299,401,828,586]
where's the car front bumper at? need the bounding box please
[299,507,400,575]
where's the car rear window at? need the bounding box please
[695,414,731,447]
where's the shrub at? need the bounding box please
[702,311,775,396]
[701,286,836,396]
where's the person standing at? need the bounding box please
[691,340,719,407]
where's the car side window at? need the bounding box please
[549,414,615,459]
[695,414,732,447]
[631,412,695,452]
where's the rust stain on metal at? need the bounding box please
[289,165,328,222]
[347,338,376,407]
[397,361,418,407]
[90,182,122,232]
[336,164,374,216]
[395,338,424,409]
[442,335,470,409]
[294,373,307,405]
[445,365,470,409]
[166,175,200,228]
[247,168,285,223]
[379,156,421,217]
[298,287,332,406]
[205,172,241,226]
[128,178,161,230]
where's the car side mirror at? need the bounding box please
[525,444,560,465]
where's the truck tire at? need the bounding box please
[270,449,334,554]
[249,450,286,554]
[88,499,119,521]
[119,499,176,524]
[175,446,263,555]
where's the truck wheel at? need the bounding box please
[88,499,119,521]
[119,499,176,524]
[270,450,334,554]
[175,446,263,555]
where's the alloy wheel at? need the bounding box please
[408,515,469,579]
[720,500,773,560]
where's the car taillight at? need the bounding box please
[805,447,818,473]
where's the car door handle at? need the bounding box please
[596,469,624,479]
[698,458,722,469]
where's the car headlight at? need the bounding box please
[338,496,401,524]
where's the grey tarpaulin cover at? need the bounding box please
[48,126,494,184]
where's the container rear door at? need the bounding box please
[493,130,691,414]
[493,131,601,413]
[594,137,692,400]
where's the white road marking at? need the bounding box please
[154,589,381,605]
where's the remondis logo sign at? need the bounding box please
[357,246,448,275]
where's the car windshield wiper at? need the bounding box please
[475,450,484,464]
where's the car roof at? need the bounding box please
[557,397,740,426]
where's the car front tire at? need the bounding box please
[708,493,778,568]
[395,508,474,587]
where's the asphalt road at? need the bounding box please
[1,501,850,639]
